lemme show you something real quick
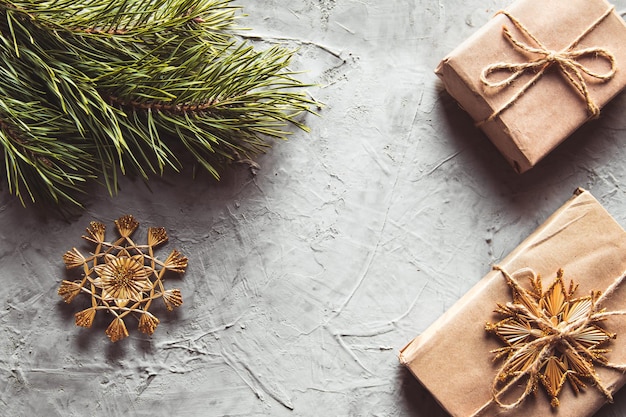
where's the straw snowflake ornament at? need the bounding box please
[485,267,622,408]
[58,215,187,342]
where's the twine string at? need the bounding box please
[469,266,626,417]
[478,7,617,126]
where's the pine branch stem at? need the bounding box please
[106,93,221,114]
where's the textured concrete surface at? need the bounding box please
[2,1,626,416]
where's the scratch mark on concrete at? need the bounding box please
[335,21,355,34]
[194,312,247,340]
[425,150,462,177]
[390,282,428,325]
[223,342,295,410]
[330,328,374,375]
[239,360,294,410]
[239,34,343,60]
[136,373,156,396]
[360,137,391,176]
[331,238,379,318]
[332,284,426,341]
[221,348,268,405]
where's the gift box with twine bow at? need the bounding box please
[400,188,626,416]
[435,0,626,173]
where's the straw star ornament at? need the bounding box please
[484,267,626,409]
[59,215,187,342]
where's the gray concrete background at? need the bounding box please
[2,1,626,416]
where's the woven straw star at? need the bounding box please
[59,215,187,342]
[486,268,614,407]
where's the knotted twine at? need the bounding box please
[469,266,626,417]
[478,7,617,127]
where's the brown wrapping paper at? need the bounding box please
[435,0,626,173]
[399,188,626,417]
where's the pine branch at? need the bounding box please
[0,0,316,205]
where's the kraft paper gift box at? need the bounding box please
[399,188,626,417]
[435,0,626,173]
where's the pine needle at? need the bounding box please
[0,0,316,205]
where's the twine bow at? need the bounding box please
[469,266,626,417]
[479,7,617,125]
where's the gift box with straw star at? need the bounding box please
[400,189,626,416]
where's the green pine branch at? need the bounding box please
[0,0,316,205]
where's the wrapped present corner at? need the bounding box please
[399,188,626,417]
[435,0,626,173]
